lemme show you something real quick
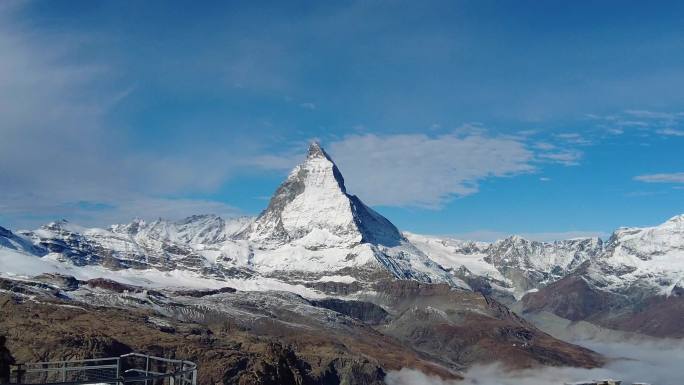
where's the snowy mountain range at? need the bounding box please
[0,142,682,337]
[0,143,461,291]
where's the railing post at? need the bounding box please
[8,353,196,385]
[15,364,25,384]
[115,357,121,385]
[144,355,150,385]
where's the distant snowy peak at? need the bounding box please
[111,215,253,245]
[409,214,683,300]
[0,225,46,256]
[592,214,684,293]
[603,214,684,264]
[247,142,403,248]
[406,232,604,299]
[608,213,684,250]
[486,235,603,273]
[407,232,602,273]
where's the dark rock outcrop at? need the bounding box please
[310,299,390,325]
[174,287,237,298]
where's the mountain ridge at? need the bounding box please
[0,143,682,339]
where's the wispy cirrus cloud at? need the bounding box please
[634,172,684,184]
[588,109,684,136]
[537,149,583,166]
[299,102,317,110]
[555,132,594,145]
[0,4,294,228]
[656,128,684,137]
[327,133,535,208]
[242,128,588,209]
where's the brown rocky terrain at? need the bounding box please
[0,290,452,385]
[0,275,603,385]
[367,280,603,370]
[520,268,684,338]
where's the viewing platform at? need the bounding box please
[8,353,196,385]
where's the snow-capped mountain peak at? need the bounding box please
[306,140,333,161]
[663,213,684,227]
[247,142,403,249]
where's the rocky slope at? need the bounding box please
[518,215,684,337]
[0,274,601,385]
[405,215,684,338]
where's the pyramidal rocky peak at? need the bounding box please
[248,142,403,248]
[242,141,457,285]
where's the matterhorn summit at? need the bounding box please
[242,142,459,285]
[248,142,403,248]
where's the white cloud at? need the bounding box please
[634,172,684,184]
[656,128,684,136]
[624,109,682,120]
[556,132,593,145]
[299,102,316,110]
[327,133,535,208]
[533,142,556,150]
[0,5,283,229]
[537,149,583,166]
[387,338,684,385]
[589,109,684,136]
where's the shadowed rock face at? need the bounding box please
[0,335,15,384]
[174,287,237,298]
[310,299,390,325]
[521,274,622,322]
[602,295,684,338]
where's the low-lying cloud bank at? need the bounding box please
[386,338,684,385]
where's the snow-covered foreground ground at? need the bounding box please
[387,337,684,385]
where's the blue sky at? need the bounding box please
[1,0,683,240]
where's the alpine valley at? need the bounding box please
[1,143,682,385]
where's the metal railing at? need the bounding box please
[9,353,197,385]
